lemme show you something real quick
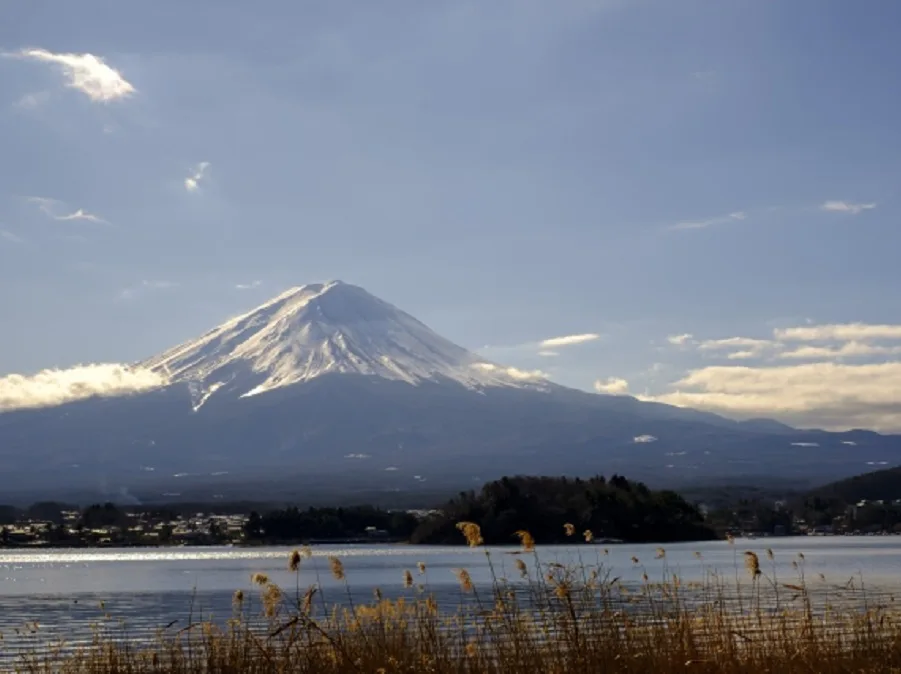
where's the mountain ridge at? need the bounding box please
[2,281,900,502]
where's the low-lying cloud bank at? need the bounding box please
[646,322,901,432]
[473,362,548,380]
[641,361,901,432]
[0,364,168,412]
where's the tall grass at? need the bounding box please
[10,528,901,673]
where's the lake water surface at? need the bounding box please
[2,537,901,660]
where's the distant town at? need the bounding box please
[708,497,901,539]
[0,502,436,548]
[5,469,901,548]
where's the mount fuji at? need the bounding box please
[142,280,553,404]
[2,281,900,503]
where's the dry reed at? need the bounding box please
[9,533,901,673]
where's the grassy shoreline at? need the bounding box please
[9,525,901,673]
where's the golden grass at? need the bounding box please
[9,535,901,673]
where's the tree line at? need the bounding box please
[410,474,715,545]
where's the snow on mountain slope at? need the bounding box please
[142,281,550,402]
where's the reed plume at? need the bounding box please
[456,521,484,547]
[454,568,474,593]
[744,551,761,578]
[329,556,345,581]
[514,558,528,578]
[514,529,536,552]
[17,541,901,674]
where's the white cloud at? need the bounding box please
[666,333,693,346]
[594,377,629,395]
[668,211,747,231]
[9,49,135,102]
[775,323,901,342]
[791,442,819,447]
[472,363,548,380]
[821,201,876,215]
[633,434,658,443]
[0,364,167,412]
[539,333,600,348]
[0,229,24,244]
[236,280,263,290]
[118,280,178,301]
[185,162,211,192]
[642,362,901,432]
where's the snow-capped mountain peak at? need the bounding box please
[142,281,550,402]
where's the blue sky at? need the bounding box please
[2,0,901,431]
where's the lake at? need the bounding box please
[2,536,901,659]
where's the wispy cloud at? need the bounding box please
[28,196,59,216]
[185,162,210,192]
[0,229,24,244]
[820,201,876,215]
[54,208,107,224]
[779,342,901,360]
[633,434,658,443]
[594,377,629,395]
[666,333,693,346]
[118,280,178,301]
[480,332,600,356]
[698,337,774,353]
[0,364,167,412]
[668,211,747,231]
[14,91,51,110]
[27,197,107,224]
[539,333,600,348]
[668,336,777,361]
[672,322,901,366]
[6,48,135,102]
[725,350,761,360]
[235,280,263,290]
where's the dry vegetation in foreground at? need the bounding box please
[10,525,901,673]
